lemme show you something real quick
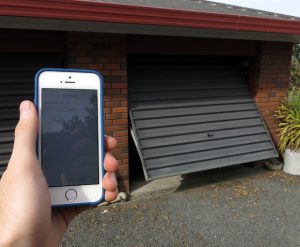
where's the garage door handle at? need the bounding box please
[207,132,214,137]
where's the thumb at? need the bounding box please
[11,101,38,159]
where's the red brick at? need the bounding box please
[255,41,292,146]
[68,50,88,56]
[113,131,128,137]
[112,70,127,76]
[277,92,287,97]
[112,96,127,101]
[112,57,127,63]
[116,153,128,159]
[113,148,126,154]
[68,64,86,69]
[105,101,121,107]
[112,107,127,113]
[121,89,128,94]
[86,63,104,70]
[270,97,281,102]
[106,113,122,120]
[104,108,111,114]
[121,101,128,107]
[104,95,111,101]
[256,92,268,98]
[112,44,127,50]
[95,57,112,63]
[122,112,128,118]
[113,119,128,125]
[114,136,123,143]
[76,57,93,63]
[104,83,111,89]
[112,83,127,89]
[103,50,120,56]
[101,70,112,76]
[105,125,122,131]
[104,64,121,70]
[122,169,129,176]
[105,131,113,137]
[104,120,112,126]
[105,89,121,95]
[118,142,128,148]
[256,97,269,103]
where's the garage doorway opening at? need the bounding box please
[0,53,64,175]
[128,54,277,191]
[129,131,145,190]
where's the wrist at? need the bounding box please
[0,231,17,247]
[0,229,44,247]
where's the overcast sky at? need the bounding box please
[212,0,300,17]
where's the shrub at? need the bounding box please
[275,88,300,152]
[291,44,300,88]
[291,60,300,88]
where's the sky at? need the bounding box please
[212,0,300,17]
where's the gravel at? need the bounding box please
[61,167,300,247]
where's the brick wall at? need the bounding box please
[66,32,129,191]
[254,41,293,145]
[66,32,293,189]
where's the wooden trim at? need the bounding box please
[128,35,259,56]
[0,0,300,35]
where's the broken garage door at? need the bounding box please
[129,56,278,180]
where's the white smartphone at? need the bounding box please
[35,69,104,207]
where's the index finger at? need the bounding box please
[105,135,118,151]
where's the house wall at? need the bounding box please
[0,29,293,191]
[66,32,129,191]
[66,33,260,191]
[254,42,293,145]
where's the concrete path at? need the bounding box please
[61,165,300,247]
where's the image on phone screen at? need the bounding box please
[41,88,99,187]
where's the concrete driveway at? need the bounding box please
[61,165,300,247]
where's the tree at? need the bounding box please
[291,44,300,88]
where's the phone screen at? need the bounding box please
[41,88,99,187]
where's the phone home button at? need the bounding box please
[65,189,77,201]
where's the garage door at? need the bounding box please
[129,56,278,180]
[0,53,63,174]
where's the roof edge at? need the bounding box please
[207,0,299,21]
[0,0,300,35]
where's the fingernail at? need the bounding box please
[20,101,31,116]
[110,172,117,185]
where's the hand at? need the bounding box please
[0,101,119,247]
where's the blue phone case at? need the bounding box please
[34,68,105,207]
